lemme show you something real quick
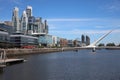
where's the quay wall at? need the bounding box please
[3,47,120,57]
[4,48,75,57]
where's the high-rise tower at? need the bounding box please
[12,7,20,33]
[81,34,85,43]
[86,35,90,45]
[44,20,48,34]
[21,11,28,34]
[26,6,32,18]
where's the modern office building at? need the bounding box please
[0,23,13,34]
[52,36,58,46]
[60,38,68,47]
[56,37,60,47]
[27,16,35,34]
[68,40,74,47]
[34,17,42,33]
[81,34,85,43]
[44,20,48,34]
[21,11,28,34]
[31,18,48,35]
[11,6,48,35]
[26,6,32,18]
[4,21,12,26]
[0,6,51,48]
[0,28,10,48]
[86,35,90,46]
[12,7,20,33]
[10,33,38,48]
[38,34,53,47]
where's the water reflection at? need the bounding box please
[1,50,120,80]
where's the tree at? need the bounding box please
[106,43,116,46]
[98,43,105,47]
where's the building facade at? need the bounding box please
[68,40,74,47]
[11,6,48,35]
[12,7,20,33]
[0,29,10,48]
[86,35,90,46]
[4,21,12,26]
[26,6,32,18]
[38,34,53,47]
[81,34,85,43]
[10,33,38,48]
[21,11,28,34]
[60,38,68,47]
[27,16,36,34]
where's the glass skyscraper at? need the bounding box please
[26,6,32,18]
[12,7,20,33]
[21,11,28,34]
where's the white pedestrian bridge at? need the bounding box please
[75,27,120,52]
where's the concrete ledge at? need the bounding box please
[4,48,75,57]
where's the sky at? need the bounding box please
[0,0,120,45]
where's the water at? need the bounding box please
[1,49,120,80]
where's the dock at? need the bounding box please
[0,58,25,65]
[0,49,26,69]
[0,64,6,68]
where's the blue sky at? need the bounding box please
[0,0,120,44]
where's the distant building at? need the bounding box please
[26,6,32,18]
[56,37,60,47]
[12,7,20,33]
[52,36,57,46]
[0,6,51,48]
[34,17,42,33]
[4,21,12,26]
[73,39,81,47]
[60,38,68,47]
[21,11,28,34]
[44,20,48,34]
[81,34,85,43]
[86,35,90,46]
[27,16,35,34]
[10,33,38,48]
[68,40,74,47]
[0,28,10,48]
[11,6,48,35]
[0,23,13,34]
[37,34,53,47]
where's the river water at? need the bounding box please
[1,49,120,80]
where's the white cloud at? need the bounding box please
[47,18,98,22]
[103,0,120,12]
[10,0,22,5]
[49,24,58,30]
[50,29,120,36]
[95,26,105,29]
[114,29,120,33]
